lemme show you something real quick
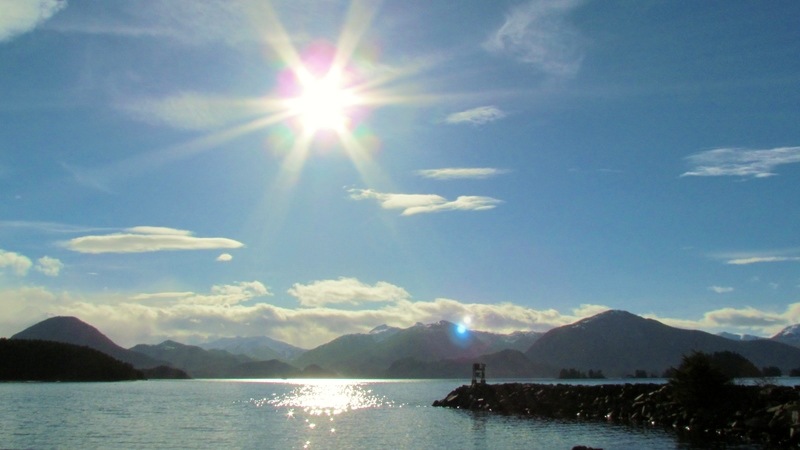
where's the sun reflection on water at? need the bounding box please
[252,380,395,417]
[247,380,399,448]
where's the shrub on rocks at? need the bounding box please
[668,351,731,410]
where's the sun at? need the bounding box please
[243,1,428,192]
[287,70,358,134]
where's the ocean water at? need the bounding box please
[0,379,761,449]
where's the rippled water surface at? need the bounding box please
[0,379,762,449]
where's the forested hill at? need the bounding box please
[0,338,145,382]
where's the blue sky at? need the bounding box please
[2,0,799,347]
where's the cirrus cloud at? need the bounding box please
[63,226,244,254]
[131,292,195,301]
[682,146,800,178]
[131,282,271,307]
[47,0,266,46]
[120,91,261,131]
[417,167,508,180]
[348,188,502,216]
[288,277,411,307]
[483,0,585,77]
[726,256,800,265]
[708,286,734,294]
[445,106,506,125]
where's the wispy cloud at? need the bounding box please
[131,292,194,301]
[63,226,244,254]
[568,167,624,175]
[0,0,66,43]
[708,286,734,294]
[132,282,269,307]
[417,168,508,180]
[120,92,261,131]
[48,0,265,46]
[289,277,410,307]
[445,106,506,125]
[216,253,233,262]
[194,281,272,306]
[483,0,585,77]
[348,188,502,216]
[682,146,800,178]
[727,256,800,265]
[0,220,113,235]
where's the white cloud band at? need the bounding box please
[348,188,502,216]
[64,226,244,254]
[727,256,800,265]
[0,281,600,348]
[288,277,410,307]
[417,168,508,180]
[5,275,800,348]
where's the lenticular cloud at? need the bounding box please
[64,226,244,254]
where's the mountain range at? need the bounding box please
[772,324,800,348]
[130,340,254,378]
[8,311,800,379]
[718,332,762,341]
[525,310,800,377]
[292,321,543,377]
[199,336,307,362]
[11,316,163,369]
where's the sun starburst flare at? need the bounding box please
[286,70,359,134]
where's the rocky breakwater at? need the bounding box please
[433,382,800,447]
